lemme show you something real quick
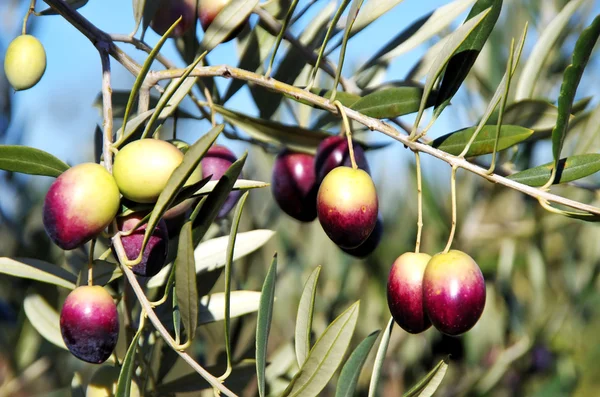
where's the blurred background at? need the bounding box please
[2,0,600,395]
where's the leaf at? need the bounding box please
[23,294,67,350]
[193,179,270,196]
[434,0,503,114]
[156,360,256,393]
[257,255,278,397]
[340,0,407,40]
[140,0,162,38]
[350,87,430,119]
[357,0,476,72]
[283,301,360,397]
[508,154,600,187]
[38,0,88,15]
[175,221,198,343]
[411,8,492,134]
[197,291,262,325]
[309,89,361,107]
[0,257,77,289]
[406,35,449,81]
[295,266,321,368]
[265,0,301,77]
[367,318,393,397]
[515,0,585,100]
[148,230,275,288]
[114,110,155,148]
[191,152,247,246]
[143,125,222,255]
[403,358,449,397]
[116,322,144,397]
[215,105,329,153]
[335,330,380,397]
[78,260,122,287]
[547,14,600,186]
[486,100,564,133]
[201,0,259,51]
[431,125,533,157]
[71,372,85,397]
[0,145,69,177]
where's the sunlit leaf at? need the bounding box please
[350,86,430,119]
[0,146,69,177]
[257,255,278,397]
[508,154,600,187]
[0,257,76,289]
[431,125,533,157]
[23,294,67,351]
[367,317,393,397]
[403,358,449,397]
[201,0,258,51]
[197,291,262,325]
[295,266,321,368]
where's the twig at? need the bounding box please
[97,44,114,172]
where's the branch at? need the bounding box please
[97,44,114,173]
[150,65,600,217]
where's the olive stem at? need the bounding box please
[204,86,216,127]
[334,101,358,170]
[443,165,458,254]
[87,239,96,286]
[414,151,423,254]
[21,0,37,35]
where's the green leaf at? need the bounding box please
[431,125,533,157]
[143,125,222,255]
[120,17,182,135]
[222,192,250,375]
[78,260,122,287]
[309,89,361,107]
[0,146,69,177]
[114,110,155,148]
[368,317,393,397]
[357,0,476,72]
[23,294,67,350]
[515,0,585,100]
[411,7,492,135]
[116,322,144,397]
[0,257,77,289]
[265,0,301,77]
[191,152,247,246]
[198,291,262,325]
[403,358,449,397]
[486,100,564,133]
[148,229,274,288]
[283,301,360,397]
[175,221,198,343]
[257,254,278,397]
[547,14,600,186]
[341,0,407,40]
[335,330,380,397]
[434,0,502,114]
[295,266,321,368]
[215,105,330,153]
[140,0,162,39]
[70,372,85,397]
[38,0,88,15]
[350,87,430,119]
[201,0,258,51]
[508,154,600,187]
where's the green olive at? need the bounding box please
[4,35,47,91]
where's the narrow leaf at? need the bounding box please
[295,266,322,368]
[434,0,503,113]
[350,87,429,119]
[283,301,360,397]
[548,14,600,185]
[23,294,67,350]
[265,0,301,76]
[0,146,69,177]
[508,154,600,187]
[431,125,533,157]
[335,330,381,397]
[403,358,449,397]
[257,255,278,397]
[175,221,198,343]
[116,322,144,397]
[193,179,270,197]
[201,0,259,51]
[340,0,407,40]
[486,100,564,133]
[198,291,262,325]
[143,125,222,255]
[368,317,393,397]
[0,257,77,289]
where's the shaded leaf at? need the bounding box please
[116,322,144,397]
[175,221,198,342]
[0,146,69,177]
[23,294,67,350]
[295,266,321,368]
[156,360,256,393]
[257,255,278,397]
[367,318,393,397]
[486,100,563,133]
[283,301,360,397]
[350,86,430,119]
[508,154,600,187]
[148,229,275,288]
[201,0,259,51]
[335,330,380,397]
[431,125,533,157]
[403,358,449,397]
[548,14,600,185]
[435,0,503,113]
[0,257,77,289]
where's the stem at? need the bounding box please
[204,86,216,127]
[334,101,357,169]
[414,151,423,254]
[97,45,114,173]
[22,0,36,35]
[88,239,96,287]
[443,166,458,254]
